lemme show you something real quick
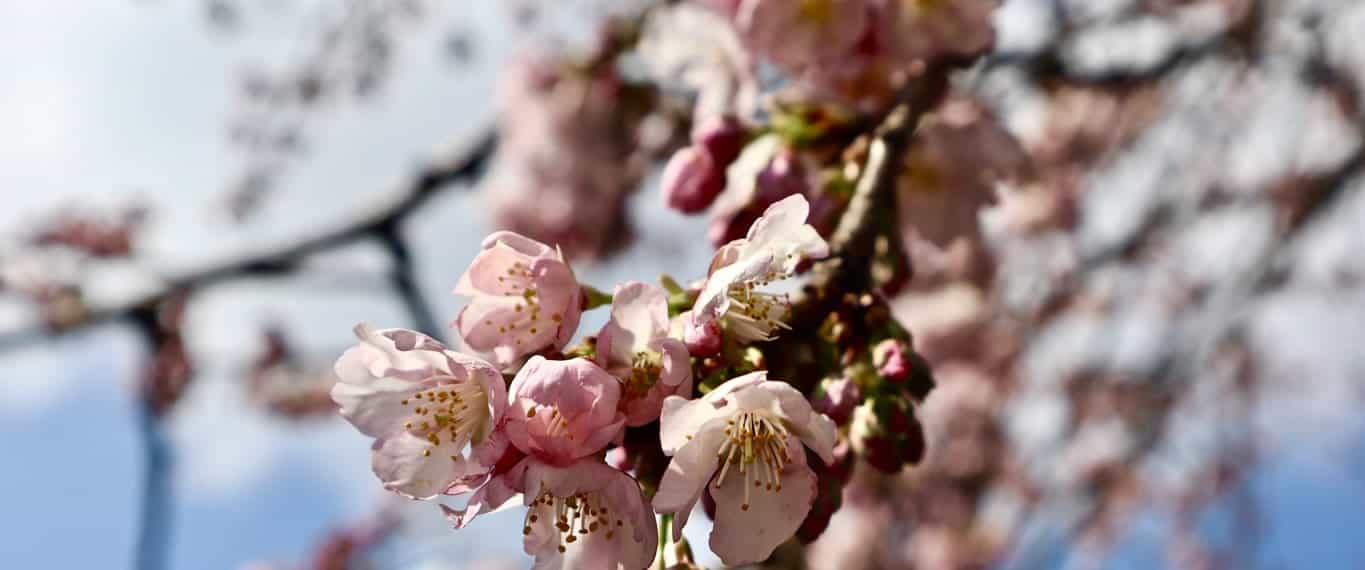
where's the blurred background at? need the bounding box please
[3,1,1365,569]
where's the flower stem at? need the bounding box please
[582,285,614,310]
[657,513,672,570]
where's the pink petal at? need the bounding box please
[372,432,473,500]
[707,436,816,566]
[454,238,538,298]
[737,381,837,465]
[655,338,693,388]
[521,459,657,569]
[330,376,419,438]
[654,418,728,541]
[598,281,669,366]
[440,457,528,529]
[658,373,763,454]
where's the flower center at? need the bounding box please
[625,350,664,398]
[714,411,793,511]
[487,261,564,347]
[524,489,625,552]
[399,378,487,458]
[799,0,834,22]
[525,405,578,442]
[723,282,791,343]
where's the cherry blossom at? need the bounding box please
[505,356,627,466]
[596,282,693,427]
[331,324,507,499]
[453,231,583,369]
[694,194,830,343]
[653,371,838,565]
[443,457,657,570]
[730,0,871,72]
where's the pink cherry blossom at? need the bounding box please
[596,281,693,426]
[443,457,657,570]
[882,0,997,62]
[505,356,627,466]
[453,231,583,369]
[653,371,838,566]
[331,324,507,499]
[694,194,830,343]
[732,0,871,72]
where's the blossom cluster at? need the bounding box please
[333,196,856,568]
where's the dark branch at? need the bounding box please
[0,127,496,349]
[790,68,950,327]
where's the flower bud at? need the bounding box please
[873,338,911,384]
[606,446,634,472]
[754,150,808,207]
[679,310,723,357]
[850,395,926,473]
[662,146,725,214]
[692,114,746,167]
[812,374,861,425]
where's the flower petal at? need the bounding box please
[655,338,693,388]
[707,435,816,566]
[522,459,656,570]
[655,418,727,542]
[736,381,837,465]
[330,376,419,438]
[440,457,528,529]
[372,432,472,499]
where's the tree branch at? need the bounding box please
[0,127,496,349]
[791,68,950,327]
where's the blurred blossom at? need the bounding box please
[812,374,861,425]
[483,51,659,260]
[661,146,727,214]
[637,2,759,118]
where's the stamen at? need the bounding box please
[712,410,792,510]
[400,376,488,456]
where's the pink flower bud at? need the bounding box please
[605,446,634,471]
[754,150,809,207]
[662,146,726,214]
[873,338,911,383]
[504,357,626,466]
[849,396,925,473]
[692,114,746,167]
[812,374,861,425]
[677,310,723,357]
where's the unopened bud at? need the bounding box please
[850,395,925,473]
[754,150,808,207]
[813,375,861,425]
[873,338,911,384]
[662,146,725,214]
[678,311,722,357]
[691,114,746,168]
